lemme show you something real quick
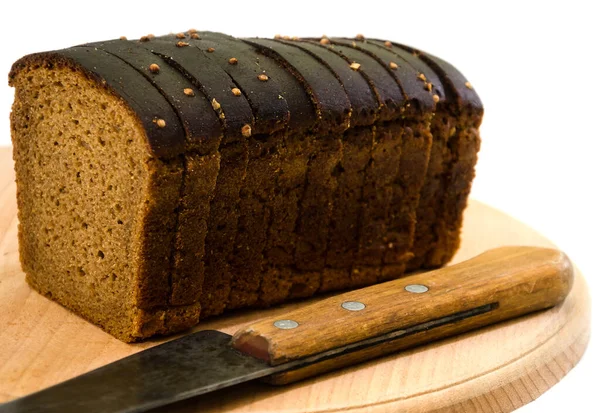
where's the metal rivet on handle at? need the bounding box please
[273,319,299,330]
[341,301,366,311]
[405,284,429,294]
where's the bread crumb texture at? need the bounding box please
[11,64,157,341]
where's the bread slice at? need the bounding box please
[145,39,255,316]
[191,33,291,310]
[283,41,380,293]
[242,38,350,303]
[10,48,188,341]
[308,39,429,287]
[386,44,484,270]
[83,39,224,309]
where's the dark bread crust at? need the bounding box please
[363,41,446,266]
[133,303,200,340]
[286,41,382,278]
[323,126,374,270]
[312,42,404,120]
[83,40,222,153]
[356,122,404,267]
[330,39,435,274]
[285,41,379,127]
[9,47,185,159]
[193,41,289,134]
[418,52,483,110]
[170,153,220,304]
[143,40,254,142]
[244,39,347,288]
[227,132,284,309]
[199,32,316,132]
[366,40,446,102]
[269,40,384,298]
[258,132,315,304]
[362,39,446,267]
[434,120,480,266]
[242,39,351,132]
[192,35,318,309]
[165,33,290,134]
[241,40,341,301]
[201,37,318,308]
[133,158,184,309]
[200,142,249,316]
[330,38,435,111]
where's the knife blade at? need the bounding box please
[0,246,573,413]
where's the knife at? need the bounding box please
[0,246,573,413]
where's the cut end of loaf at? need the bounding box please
[10,61,159,341]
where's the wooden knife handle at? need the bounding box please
[231,246,573,384]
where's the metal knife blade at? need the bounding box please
[0,331,276,413]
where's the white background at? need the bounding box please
[0,0,597,411]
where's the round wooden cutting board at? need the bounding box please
[0,147,591,412]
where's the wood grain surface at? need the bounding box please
[0,147,591,412]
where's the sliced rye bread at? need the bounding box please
[360,40,453,282]
[329,38,434,282]
[198,33,318,309]
[388,44,483,269]
[83,39,223,309]
[285,40,381,292]
[9,46,187,341]
[305,40,414,287]
[189,33,291,311]
[242,38,351,303]
[310,41,405,286]
[10,33,482,341]
[140,39,254,317]
[413,50,483,268]
[365,40,452,275]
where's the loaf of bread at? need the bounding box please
[9,31,483,342]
